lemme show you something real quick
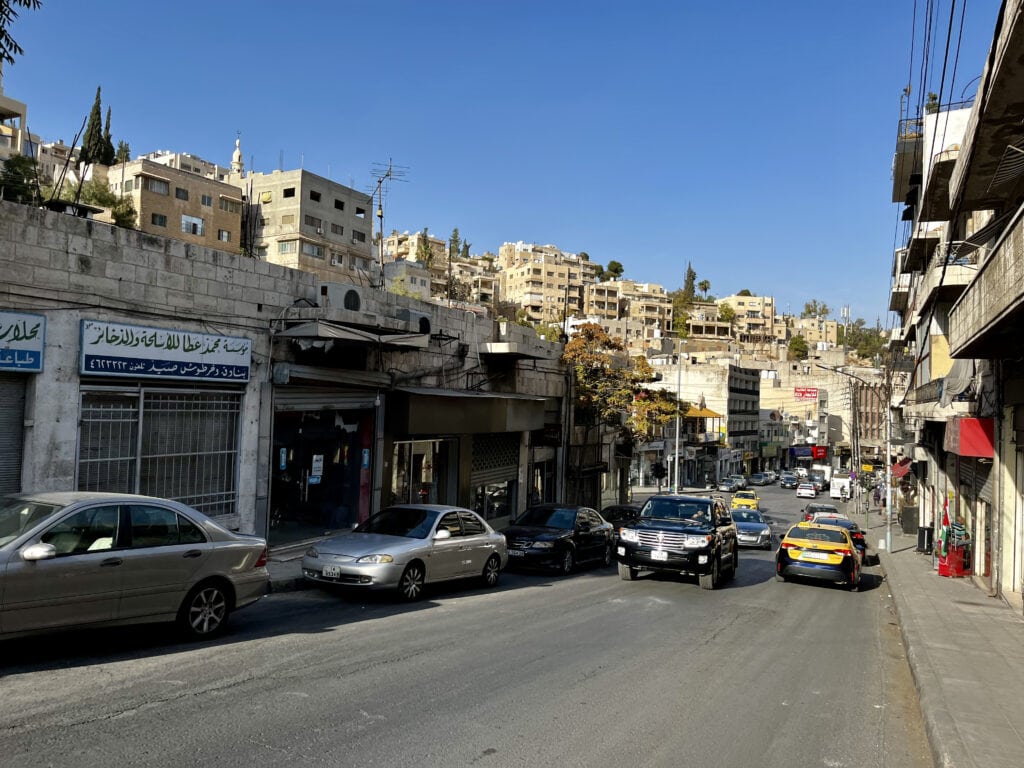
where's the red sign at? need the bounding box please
[811,446,827,460]
[794,387,818,401]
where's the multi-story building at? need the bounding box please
[383,258,431,300]
[686,300,733,342]
[718,293,776,345]
[384,231,497,306]
[891,1,1024,607]
[496,241,598,324]
[0,80,29,164]
[789,316,839,349]
[583,279,673,355]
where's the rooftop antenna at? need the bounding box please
[369,158,409,289]
[278,150,283,172]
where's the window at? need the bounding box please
[181,215,205,236]
[334,199,344,210]
[201,193,213,207]
[255,245,268,258]
[281,214,295,225]
[40,506,119,555]
[124,179,133,192]
[309,190,321,202]
[355,206,366,218]
[218,229,231,242]
[304,214,322,229]
[283,187,295,198]
[219,198,241,214]
[145,177,169,195]
[437,512,462,536]
[278,241,297,254]
[129,505,180,548]
[330,223,344,235]
[151,213,167,227]
[458,511,485,535]
[175,187,189,201]
[301,242,324,258]
[258,217,269,227]
[352,229,366,243]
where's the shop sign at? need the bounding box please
[811,446,828,459]
[794,387,818,401]
[0,311,45,372]
[80,320,251,382]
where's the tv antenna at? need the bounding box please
[369,158,409,289]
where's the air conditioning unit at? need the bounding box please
[351,237,359,244]
[330,257,340,266]
[316,227,324,235]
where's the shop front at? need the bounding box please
[944,416,995,582]
[0,311,45,495]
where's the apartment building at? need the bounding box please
[384,231,497,305]
[583,279,673,355]
[789,316,839,348]
[107,156,244,251]
[234,166,377,287]
[0,81,28,163]
[497,241,598,324]
[686,300,732,342]
[383,258,431,300]
[718,293,776,345]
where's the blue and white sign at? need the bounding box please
[80,320,252,383]
[0,311,45,373]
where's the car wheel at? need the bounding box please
[601,543,612,568]
[699,556,719,590]
[558,548,575,575]
[178,581,231,639]
[618,562,639,581]
[398,563,426,601]
[729,545,738,579]
[481,555,501,588]
[849,565,861,592]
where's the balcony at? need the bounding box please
[907,246,978,325]
[919,145,960,221]
[949,202,1024,358]
[892,117,923,203]
[889,272,911,312]
[903,222,942,272]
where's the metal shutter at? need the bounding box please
[0,373,26,494]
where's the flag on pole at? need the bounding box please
[938,496,950,558]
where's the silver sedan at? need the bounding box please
[0,491,269,640]
[302,504,508,600]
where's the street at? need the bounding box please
[0,486,930,768]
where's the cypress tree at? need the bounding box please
[101,106,115,165]
[79,86,104,167]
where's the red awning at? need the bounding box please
[891,458,913,479]
[943,417,995,459]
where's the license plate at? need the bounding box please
[322,565,341,578]
[508,550,524,557]
[651,550,668,561]
[802,551,831,561]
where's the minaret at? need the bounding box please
[231,133,244,175]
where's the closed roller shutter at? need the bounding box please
[0,373,26,494]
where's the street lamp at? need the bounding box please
[673,337,682,492]
[817,363,893,553]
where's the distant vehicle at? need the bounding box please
[796,483,818,499]
[504,504,614,574]
[802,502,842,521]
[731,490,761,510]
[748,473,768,486]
[776,521,862,590]
[717,478,740,493]
[780,473,799,489]
[732,508,772,549]
[830,474,853,501]
[728,474,748,490]
[795,467,809,478]
[763,470,777,483]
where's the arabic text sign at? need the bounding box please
[0,311,45,373]
[794,386,819,401]
[80,320,252,383]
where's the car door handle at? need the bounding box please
[183,550,203,559]
[100,558,123,567]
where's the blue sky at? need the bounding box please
[5,1,1001,326]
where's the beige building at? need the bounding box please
[718,293,776,345]
[584,279,673,355]
[789,316,839,348]
[107,157,244,252]
[497,241,598,323]
[0,79,28,164]
[686,300,733,342]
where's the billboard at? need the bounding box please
[794,387,818,401]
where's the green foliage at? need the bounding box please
[445,275,472,302]
[111,195,137,229]
[718,302,736,324]
[606,260,624,279]
[681,262,697,304]
[841,318,886,360]
[459,241,470,259]
[0,154,39,203]
[80,86,105,168]
[0,0,41,66]
[415,227,434,267]
[513,308,533,327]
[115,140,131,164]
[737,288,752,296]
[801,299,830,319]
[493,299,519,322]
[593,264,606,281]
[788,334,809,360]
[448,227,460,259]
[101,106,115,165]
[535,322,563,342]
[697,279,710,298]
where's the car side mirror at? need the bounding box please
[577,523,591,532]
[22,542,57,561]
[433,528,452,540]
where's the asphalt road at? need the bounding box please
[0,485,930,768]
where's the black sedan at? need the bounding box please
[503,505,613,574]
[600,503,643,542]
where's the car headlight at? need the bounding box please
[531,541,555,549]
[619,528,639,543]
[356,553,394,564]
[305,547,319,559]
[684,535,712,548]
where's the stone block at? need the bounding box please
[32,267,70,290]
[118,280,147,303]
[156,270,186,292]
[105,261,136,282]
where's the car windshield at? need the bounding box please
[808,505,838,514]
[732,510,764,524]
[514,506,578,529]
[788,527,849,544]
[355,506,437,539]
[641,498,711,524]
[0,497,62,547]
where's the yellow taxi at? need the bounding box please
[775,521,862,590]
[730,490,760,510]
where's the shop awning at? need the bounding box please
[891,457,913,478]
[943,416,994,458]
[392,386,546,434]
[276,320,429,349]
[685,405,722,418]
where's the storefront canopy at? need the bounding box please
[685,405,722,418]
[891,457,913,479]
[276,320,429,349]
[393,386,546,435]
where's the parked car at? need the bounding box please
[748,473,768,486]
[779,473,799,489]
[796,483,818,499]
[303,504,507,600]
[503,504,614,574]
[717,478,740,493]
[732,508,773,549]
[763,470,777,483]
[730,490,761,510]
[728,474,748,490]
[802,502,843,521]
[0,491,269,640]
[601,503,643,543]
[776,521,862,590]
[809,514,869,562]
[615,494,738,589]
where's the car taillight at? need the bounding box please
[835,548,853,557]
[780,540,797,549]
[254,546,268,568]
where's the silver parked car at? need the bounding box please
[0,492,269,640]
[302,504,508,600]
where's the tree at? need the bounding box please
[110,195,137,229]
[448,227,461,260]
[415,227,434,267]
[841,317,886,360]
[0,154,39,203]
[493,299,519,323]
[606,260,624,280]
[667,288,691,338]
[593,264,606,281]
[697,279,710,299]
[681,262,697,304]
[0,0,41,67]
[79,86,105,168]
[459,241,470,259]
[788,334,809,360]
[801,299,830,319]
[101,106,115,165]
[718,302,735,325]
[114,140,131,164]
[737,288,753,296]
[445,275,472,302]
[535,322,563,342]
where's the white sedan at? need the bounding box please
[796,483,818,499]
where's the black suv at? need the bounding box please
[614,494,738,589]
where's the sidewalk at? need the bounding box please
[872,512,1024,768]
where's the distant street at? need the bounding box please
[0,486,930,768]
